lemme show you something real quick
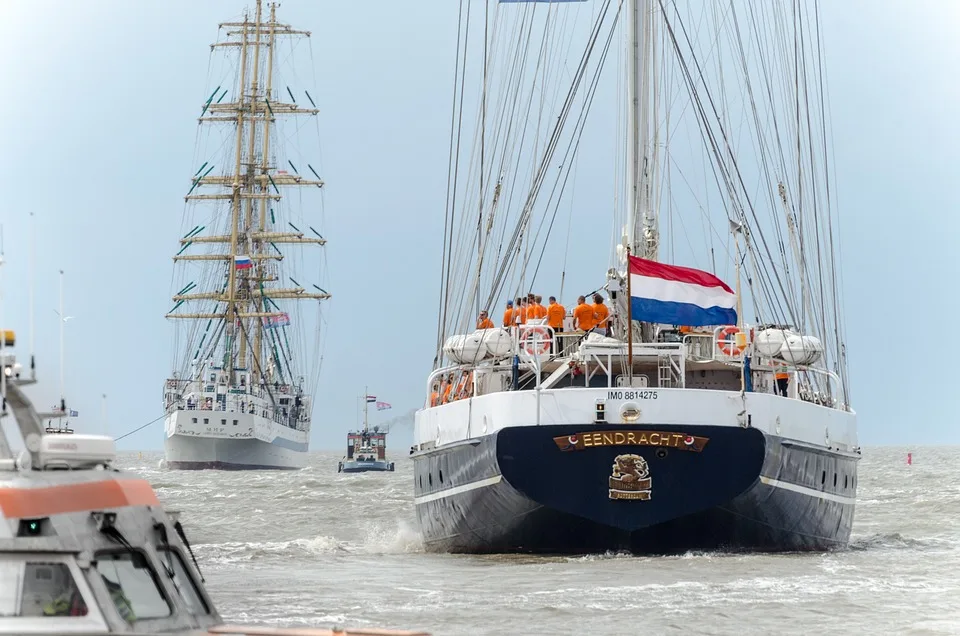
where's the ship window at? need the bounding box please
[220,419,226,425]
[0,560,88,617]
[203,418,209,425]
[93,550,171,622]
[155,548,209,616]
[833,473,837,487]
[428,473,432,486]
[439,469,444,483]
[844,475,848,489]
[191,418,197,424]
[821,470,825,485]
[233,420,238,426]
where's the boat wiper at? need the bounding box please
[173,520,205,583]
[152,522,177,580]
[94,512,155,573]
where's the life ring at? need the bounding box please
[717,326,744,356]
[521,325,552,356]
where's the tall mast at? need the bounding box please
[167,1,330,387]
[627,0,658,261]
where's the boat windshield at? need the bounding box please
[156,547,209,615]
[93,550,171,623]
[0,559,88,617]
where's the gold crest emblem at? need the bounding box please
[608,453,652,500]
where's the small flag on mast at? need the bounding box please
[234,255,253,270]
[264,313,291,329]
[365,395,377,403]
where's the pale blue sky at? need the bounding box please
[0,1,956,451]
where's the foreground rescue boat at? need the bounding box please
[0,333,427,635]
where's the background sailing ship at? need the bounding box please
[162,0,330,470]
[413,0,856,554]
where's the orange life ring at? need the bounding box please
[717,326,744,356]
[520,325,552,356]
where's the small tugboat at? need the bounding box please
[0,339,426,635]
[338,391,395,473]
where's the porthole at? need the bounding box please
[655,448,668,459]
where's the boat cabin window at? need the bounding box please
[94,551,171,622]
[156,547,209,615]
[0,561,88,617]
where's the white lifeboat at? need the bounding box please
[479,328,512,358]
[779,333,824,366]
[442,333,488,364]
[754,328,791,357]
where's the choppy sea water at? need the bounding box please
[116,446,960,635]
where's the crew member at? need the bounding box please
[514,297,527,326]
[592,293,610,336]
[573,295,595,333]
[502,300,514,328]
[477,310,494,330]
[546,296,566,354]
[775,362,789,397]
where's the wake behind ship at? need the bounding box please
[162,0,330,470]
[413,0,858,554]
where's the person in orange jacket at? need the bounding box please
[477,310,494,330]
[546,296,566,354]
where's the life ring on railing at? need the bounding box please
[520,325,552,356]
[717,326,744,356]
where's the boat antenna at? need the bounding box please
[0,224,6,418]
[29,212,35,381]
[57,269,68,417]
[363,386,369,433]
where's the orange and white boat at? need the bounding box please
[0,329,428,636]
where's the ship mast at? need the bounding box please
[627,0,658,261]
[167,0,329,387]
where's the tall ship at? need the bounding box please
[338,392,396,473]
[413,0,857,554]
[162,0,330,470]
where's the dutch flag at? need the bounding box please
[629,255,737,327]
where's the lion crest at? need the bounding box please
[609,453,652,500]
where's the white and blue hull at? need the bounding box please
[412,386,859,554]
[163,410,309,470]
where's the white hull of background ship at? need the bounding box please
[162,0,330,470]
[413,0,857,554]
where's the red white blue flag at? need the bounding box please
[234,255,253,270]
[629,255,737,327]
[376,401,392,411]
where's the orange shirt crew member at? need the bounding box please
[502,300,515,328]
[573,295,595,332]
[592,293,610,335]
[477,310,494,330]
